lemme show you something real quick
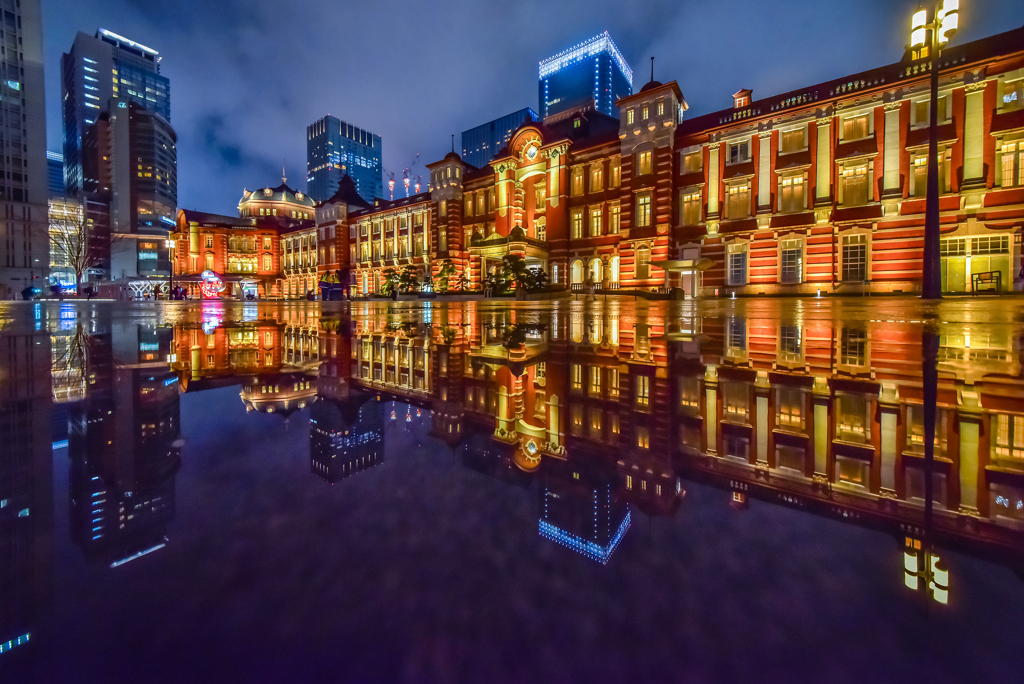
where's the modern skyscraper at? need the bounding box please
[461,107,540,169]
[47,151,65,198]
[306,115,382,204]
[538,31,632,120]
[61,29,170,195]
[60,30,176,294]
[0,0,48,300]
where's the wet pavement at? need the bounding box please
[1,296,1024,683]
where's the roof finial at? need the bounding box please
[650,56,654,83]
[282,159,287,185]
[451,134,454,154]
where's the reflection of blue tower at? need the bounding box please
[539,471,630,564]
[309,392,384,483]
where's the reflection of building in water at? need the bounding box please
[0,332,53,660]
[239,372,317,416]
[338,304,1024,576]
[539,459,630,564]
[309,392,384,483]
[69,324,181,566]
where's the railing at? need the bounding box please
[570,283,585,292]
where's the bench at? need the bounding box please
[971,271,1001,294]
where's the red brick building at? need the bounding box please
[171,181,315,298]
[326,26,1024,296]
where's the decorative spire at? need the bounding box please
[282,160,287,185]
[451,134,454,154]
[650,56,654,83]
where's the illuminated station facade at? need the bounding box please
[171,26,1024,298]
[334,25,1024,297]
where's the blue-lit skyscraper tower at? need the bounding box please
[306,116,382,204]
[538,32,633,120]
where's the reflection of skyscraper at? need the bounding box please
[0,331,53,661]
[309,392,384,483]
[539,462,630,564]
[68,325,181,566]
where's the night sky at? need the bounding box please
[41,0,1019,215]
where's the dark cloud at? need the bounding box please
[43,0,1019,215]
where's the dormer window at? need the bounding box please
[732,89,752,109]
[573,118,581,128]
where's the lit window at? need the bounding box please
[610,161,621,188]
[635,194,652,227]
[724,382,749,422]
[993,414,1024,461]
[636,151,652,176]
[842,114,870,140]
[777,386,804,429]
[682,151,702,174]
[590,207,602,236]
[627,109,635,125]
[609,203,621,233]
[681,191,702,225]
[726,183,750,219]
[999,142,1024,188]
[657,101,665,116]
[571,210,584,239]
[841,164,869,206]
[635,375,650,408]
[780,128,805,154]
[635,244,651,279]
[779,175,806,213]
[571,167,584,196]
[590,165,603,192]
[641,105,649,120]
[637,426,650,449]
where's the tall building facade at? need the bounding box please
[0,0,47,300]
[306,115,382,204]
[539,32,632,120]
[61,29,170,196]
[47,152,64,198]
[461,107,540,169]
[60,30,175,295]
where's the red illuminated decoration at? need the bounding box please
[199,270,226,299]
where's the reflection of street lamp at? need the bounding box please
[911,0,960,299]
[165,239,175,300]
[903,536,949,604]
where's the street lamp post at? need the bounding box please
[911,0,960,299]
[165,239,175,300]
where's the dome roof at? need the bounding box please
[443,150,462,162]
[239,183,315,208]
[639,80,663,93]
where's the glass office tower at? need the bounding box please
[307,116,383,204]
[61,29,170,196]
[461,108,540,169]
[538,31,633,119]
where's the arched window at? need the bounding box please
[589,258,603,285]
[636,245,651,280]
[570,259,584,284]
